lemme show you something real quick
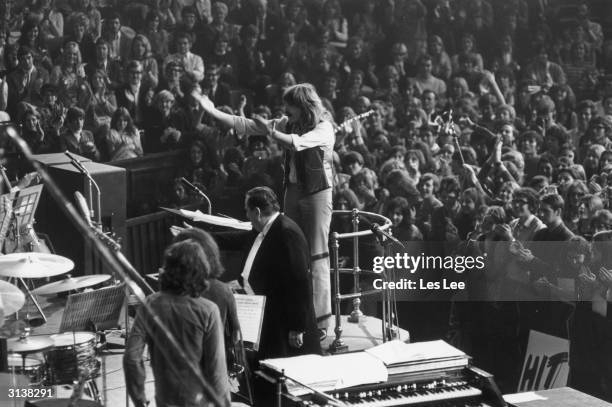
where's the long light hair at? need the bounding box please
[282,83,328,133]
[62,41,82,68]
[131,34,152,59]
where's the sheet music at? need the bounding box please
[181,209,252,230]
[161,207,252,230]
[261,352,388,396]
[234,294,266,350]
[261,354,337,393]
[503,392,547,404]
[365,339,466,366]
[332,352,388,389]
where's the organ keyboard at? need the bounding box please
[278,366,506,407]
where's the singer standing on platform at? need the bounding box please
[193,84,334,331]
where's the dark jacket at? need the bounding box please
[6,66,49,117]
[115,83,152,126]
[205,81,232,107]
[213,214,321,360]
[289,148,331,195]
[124,292,231,407]
[529,221,575,280]
[85,59,123,90]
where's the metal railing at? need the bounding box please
[328,209,393,353]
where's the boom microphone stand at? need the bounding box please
[65,151,101,225]
[181,177,212,214]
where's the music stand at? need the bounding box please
[4,185,47,323]
[11,185,43,230]
[60,284,126,405]
[60,283,126,332]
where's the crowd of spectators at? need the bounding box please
[2,0,612,400]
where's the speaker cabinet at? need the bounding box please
[35,156,126,276]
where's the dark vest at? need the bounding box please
[283,122,331,195]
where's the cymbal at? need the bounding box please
[0,253,74,278]
[0,280,25,315]
[32,275,112,295]
[7,335,54,354]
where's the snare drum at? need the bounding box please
[7,355,46,386]
[45,332,100,386]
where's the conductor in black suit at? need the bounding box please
[213,186,321,359]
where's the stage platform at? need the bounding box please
[504,387,612,407]
[321,314,410,353]
[3,291,408,406]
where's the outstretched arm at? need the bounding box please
[192,90,268,137]
[191,90,239,128]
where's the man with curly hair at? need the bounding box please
[124,239,231,407]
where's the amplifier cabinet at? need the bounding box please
[36,158,126,276]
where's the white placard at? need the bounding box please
[234,294,266,350]
[517,330,569,392]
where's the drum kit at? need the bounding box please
[0,252,111,405]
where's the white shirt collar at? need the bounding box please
[260,212,279,237]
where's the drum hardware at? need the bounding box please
[0,280,25,316]
[46,331,100,388]
[5,222,51,254]
[7,354,45,386]
[7,327,54,391]
[5,328,103,402]
[32,275,112,296]
[0,252,74,323]
[3,126,228,407]
[7,328,54,354]
[0,253,74,279]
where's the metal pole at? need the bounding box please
[329,232,347,353]
[348,209,363,323]
[18,277,46,323]
[87,178,94,223]
[276,370,285,407]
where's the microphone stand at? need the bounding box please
[4,125,227,407]
[181,177,212,214]
[357,214,402,342]
[65,151,102,225]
